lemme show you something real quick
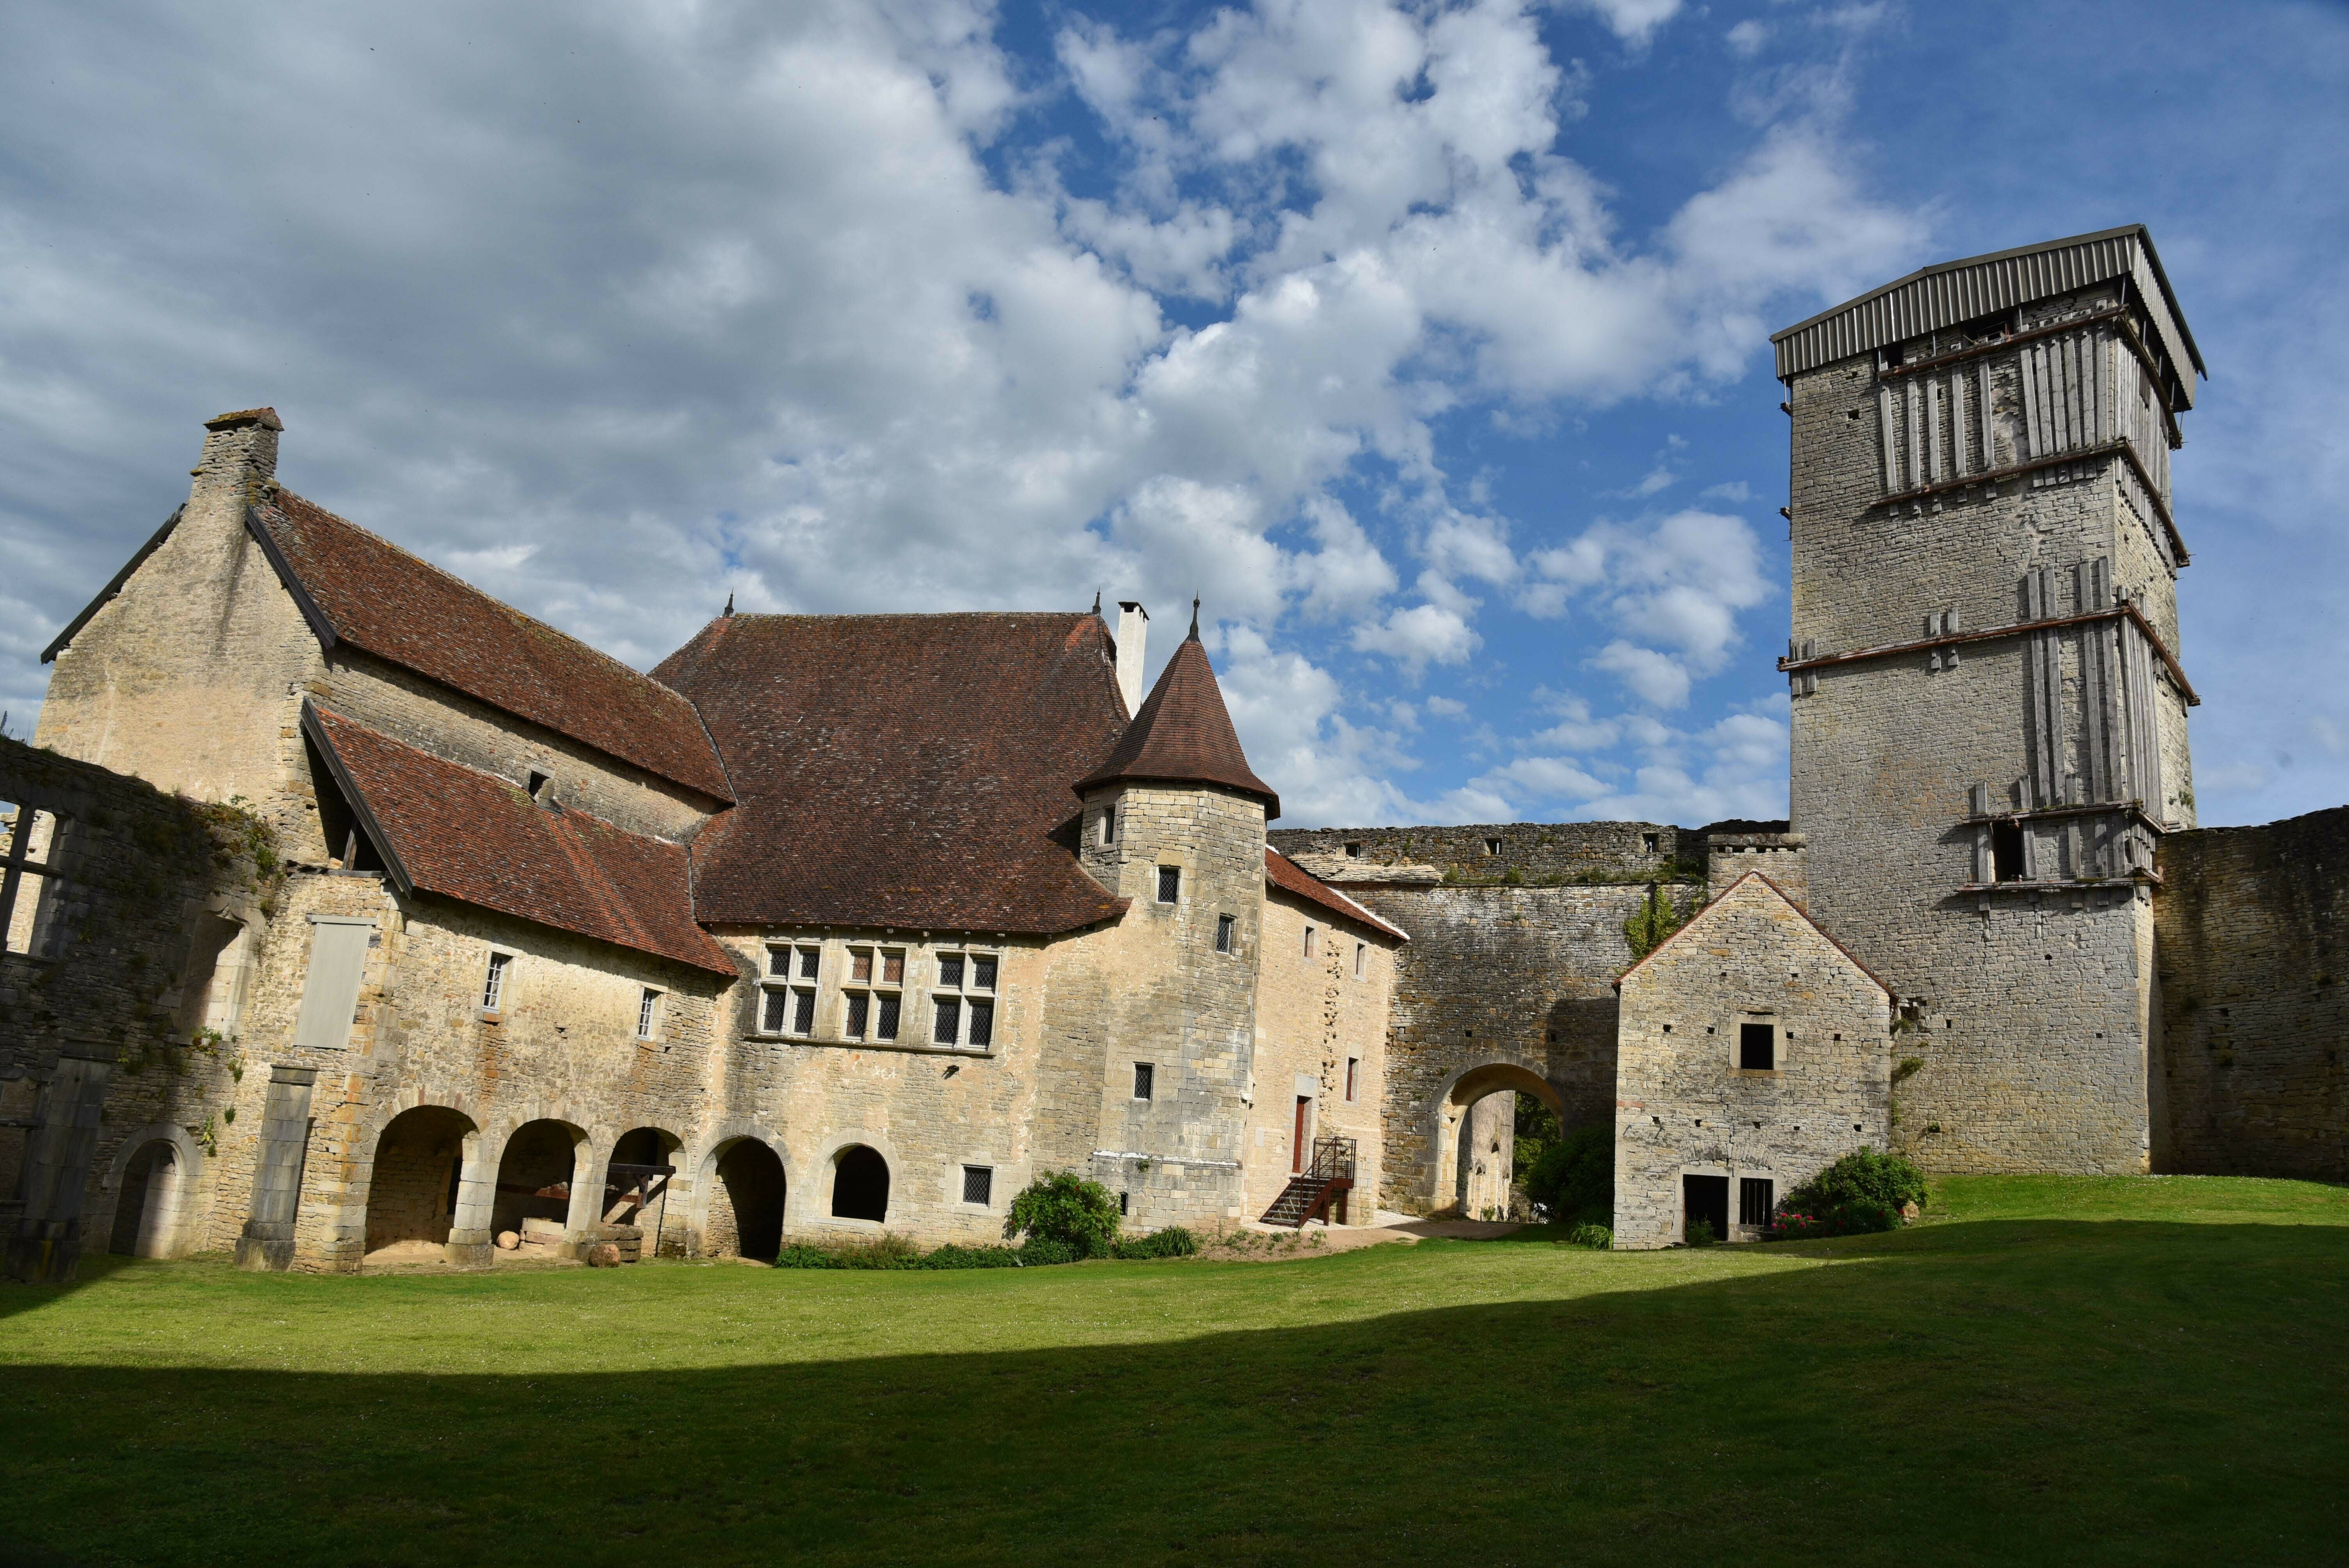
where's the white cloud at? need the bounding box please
[1725,19,1770,57]
[1559,0,1687,47]
[1698,479,1752,501]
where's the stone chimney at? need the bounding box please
[190,407,283,509]
[1115,600,1149,715]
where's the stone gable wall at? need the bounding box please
[2154,808,2349,1180]
[1614,878,1893,1248]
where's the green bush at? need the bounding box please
[771,1245,843,1270]
[1004,1171,1122,1259]
[1016,1237,1079,1267]
[1783,1151,1927,1218]
[1522,1125,1613,1225]
[1563,1222,1611,1250]
[1684,1218,1718,1247]
[1770,1201,1900,1240]
[922,1244,1022,1269]
[1112,1226,1198,1260]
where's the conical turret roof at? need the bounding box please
[1074,629,1280,818]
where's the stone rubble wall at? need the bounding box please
[2154,807,2349,1180]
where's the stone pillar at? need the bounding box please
[234,1066,317,1272]
[4,1049,114,1285]
[563,1137,608,1259]
[444,1138,495,1270]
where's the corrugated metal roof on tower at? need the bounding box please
[1770,225,2204,408]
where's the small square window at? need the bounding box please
[637,988,659,1040]
[481,951,511,1012]
[1133,1062,1155,1101]
[1642,832,1659,854]
[1215,914,1234,954]
[938,952,965,989]
[971,954,997,991]
[1739,1177,1775,1228]
[1157,866,1180,903]
[1344,842,1362,859]
[1484,837,1502,856]
[1354,942,1366,980]
[797,946,820,980]
[1739,1022,1775,1070]
[962,1165,994,1206]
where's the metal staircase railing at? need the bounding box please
[1261,1136,1357,1228]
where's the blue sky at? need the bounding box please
[3,0,2343,830]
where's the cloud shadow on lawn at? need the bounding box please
[4,1220,2346,1566]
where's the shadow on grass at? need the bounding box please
[5,1221,2347,1567]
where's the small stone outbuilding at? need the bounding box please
[1612,873,1893,1248]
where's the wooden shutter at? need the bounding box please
[291,916,374,1049]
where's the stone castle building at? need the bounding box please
[5,225,2343,1278]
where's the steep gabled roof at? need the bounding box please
[1614,872,1891,997]
[654,612,1131,934]
[1265,849,1407,943]
[252,492,732,802]
[1073,631,1279,816]
[305,704,736,975]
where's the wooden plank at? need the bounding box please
[1878,384,1898,491]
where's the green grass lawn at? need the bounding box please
[4,1174,2346,1567]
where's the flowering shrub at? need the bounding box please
[1768,1198,1902,1240]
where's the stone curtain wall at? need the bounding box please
[2155,808,2349,1180]
[1613,877,1893,1249]
[1274,821,1695,884]
[1324,880,1669,1214]
[0,736,278,1279]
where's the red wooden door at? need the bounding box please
[1292,1096,1312,1172]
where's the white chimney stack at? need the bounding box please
[1115,600,1149,715]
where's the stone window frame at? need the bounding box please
[759,941,823,1037]
[838,941,907,1042]
[959,1163,994,1209]
[0,798,77,962]
[1214,913,1235,954]
[1132,1061,1155,1101]
[1731,1011,1780,1074]
[1344,1057,1360,1103]
[636,985,664,1042]
[1095,805,1118,847]
[1353,941,1367,981]
[929,947,1000,1052]
[478,946,518,1020]
[1156,865,1181,904]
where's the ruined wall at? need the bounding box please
[1614,877,1893,1249]
[1247,887,1395,1222]
[1,736,278,1279]
[2155,808,2349,1180]
[1274,821,1695,885]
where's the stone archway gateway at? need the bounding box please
[107,1139,186,1258]
[364,1106,480,1262]
[1434,1062,1567,1219]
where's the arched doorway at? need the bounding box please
[1436,1064,1565,1220]
[831,1144,889,1223]
[608,1126,682,1254]
[109,1139,184,1258]
[492,1119,586,1243]
[707,1139,785,1261]
[365,1106,479,1260]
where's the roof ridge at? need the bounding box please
[269,489,702,703]
[1613,871,1891,997]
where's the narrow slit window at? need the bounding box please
[1345,1057,1359,1102]
[1133,1062,1155,1101]
[481,951,511,1013]
[1098,809,1117,846]
[1354,942,1367,980]
[1215,914,1234,954]
[636,988,659,1040]
[1303,925,1316,959]
[1157,866,1180,904]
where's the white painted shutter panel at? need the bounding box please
[291,917,374,1049]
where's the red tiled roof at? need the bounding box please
[305,704,737,975]
[1073,633,1279,815]
[653,613,1132,934]
[1265,849,1408,943]
[254,492,733,802]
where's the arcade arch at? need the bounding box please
[108,1137,189,1258]
[1434,1063,1564,1219]
[704,1137,785,1261]
[365,1106,480,1259]
[831,1144,890,1224]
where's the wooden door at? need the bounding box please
[1292,1096,1312,1172]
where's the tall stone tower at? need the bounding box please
[1771,226,2205,1173]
